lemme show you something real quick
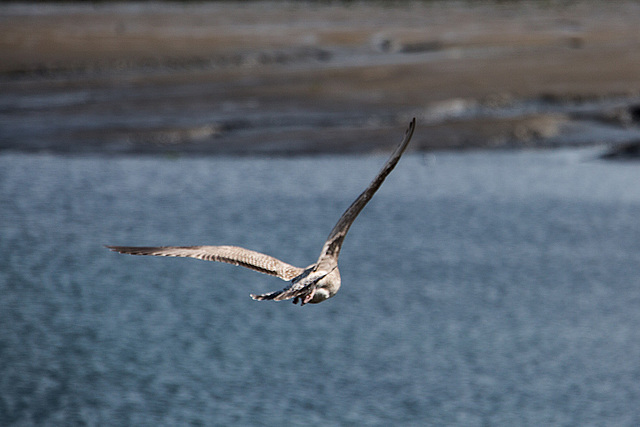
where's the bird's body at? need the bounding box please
[107,118,415,305]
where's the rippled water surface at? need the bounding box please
[2,149,640,426]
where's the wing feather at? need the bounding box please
[316,118,415,271]
[106,245,303,281]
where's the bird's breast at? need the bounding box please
[310,268,341,303]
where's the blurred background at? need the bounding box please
[3,0,640,155]
[2,1,640,426]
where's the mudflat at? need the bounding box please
[2,1,640,155]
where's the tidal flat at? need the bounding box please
[2,1,640,155]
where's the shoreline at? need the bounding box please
[2,1,640,155]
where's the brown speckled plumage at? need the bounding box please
[107,118,415,305]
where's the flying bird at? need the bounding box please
[107,118,416,305]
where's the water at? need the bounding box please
[1,149,640,426]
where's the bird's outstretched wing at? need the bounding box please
[106,245,304,281]
[315,118,416,272]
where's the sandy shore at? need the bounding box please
[2,1,640,155]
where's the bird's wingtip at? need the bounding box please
[250,293,270,301]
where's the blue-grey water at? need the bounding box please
[2,148,640,426]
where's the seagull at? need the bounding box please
[107,118,415,305]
